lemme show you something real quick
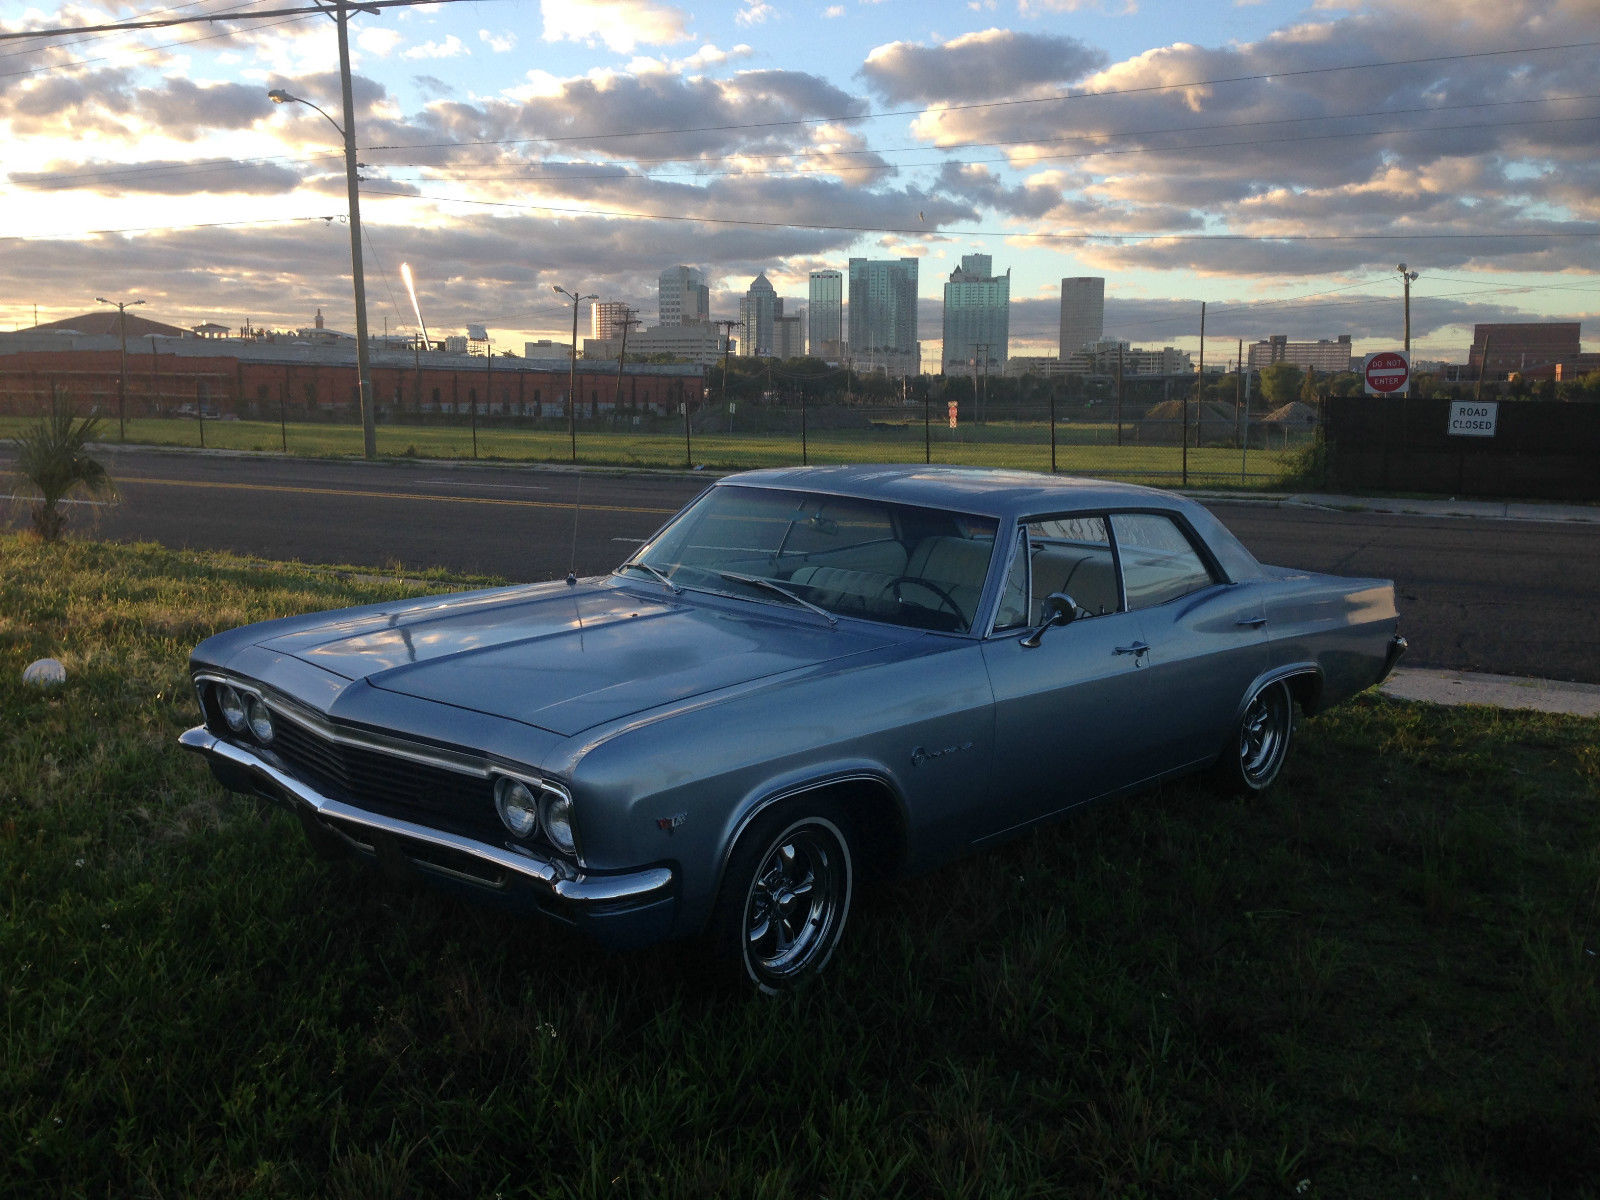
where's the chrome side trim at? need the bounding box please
[178,726,672,906]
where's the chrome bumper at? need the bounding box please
[178,726,674,907]
[1382,633,1409,681]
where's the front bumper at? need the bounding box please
[179,726,676,947]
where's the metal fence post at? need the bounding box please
[1049,386,1057,473]
[801,386,809,466]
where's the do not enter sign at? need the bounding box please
[1364,350,1410,395]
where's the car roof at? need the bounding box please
[716,464,1185,520]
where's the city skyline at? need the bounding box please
[1,0,1595,363]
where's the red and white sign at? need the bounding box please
[947,401,959,429]
[1363,351,1411,395]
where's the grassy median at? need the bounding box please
[2,534,1596,1198]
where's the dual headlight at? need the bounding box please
[215,682,274,744]
[493,775,576,856]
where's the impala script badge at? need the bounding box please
[911,741,974,768]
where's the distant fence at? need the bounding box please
[0,374,1313,488]
[1324,396,1600,501]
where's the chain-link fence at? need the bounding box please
[2,371,1316,488]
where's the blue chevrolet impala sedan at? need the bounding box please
[181,466,1405,992]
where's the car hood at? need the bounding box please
[255,580,906,737]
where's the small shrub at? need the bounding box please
[9,389,116,542]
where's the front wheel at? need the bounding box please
[710,806,854,994]
[1213,679,1295,794]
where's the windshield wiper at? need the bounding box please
[715,570,838,626]
[618,560,681,593]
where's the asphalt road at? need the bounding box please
[9,445,1597,684]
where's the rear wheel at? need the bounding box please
[710,804,854,994]
[1213,679,1295,794]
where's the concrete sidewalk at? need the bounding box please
[1382,667,1600,717]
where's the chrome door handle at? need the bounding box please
[1114,641,1150,656]
[1234,616,1268,628]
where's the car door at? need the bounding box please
[978,517,1154,841]
[1107,511,1269,774]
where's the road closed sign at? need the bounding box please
[1448,401,1499,437]
[1363,350,1410,395]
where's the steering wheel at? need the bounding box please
[882,576,964,623]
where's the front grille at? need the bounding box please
[268,715,503,843]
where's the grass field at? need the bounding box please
[3,534,1595,1198]
[0,413,1304,486]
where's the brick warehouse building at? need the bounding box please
[0,329,706,420]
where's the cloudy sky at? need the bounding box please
[2,0,1597,364]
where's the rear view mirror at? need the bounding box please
[1020,592,1077,648]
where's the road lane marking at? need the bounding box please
[413,479,549,490]
[124,475,677,516]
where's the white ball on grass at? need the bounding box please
[22,658,67,686]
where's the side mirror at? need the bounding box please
[1019,592,1078,648]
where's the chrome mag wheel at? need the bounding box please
[736,814,853,993]
[1237,680,1293,790]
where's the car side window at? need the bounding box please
[1111,512,1218,610]
[993,528,1030,632]
[1017,515,1117,622]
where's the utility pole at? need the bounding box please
[333,0,374,458]
[612,307,640,413]
[95,296,144,439]
[714,319,739,416]
[554,286,597,462]
[1397,263,1419,398]
[1115,343,1125,448]
[973,343,991,424]
[267,0,376,460]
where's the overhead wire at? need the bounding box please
[17,89,1599,194]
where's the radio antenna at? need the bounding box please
[566,468,582,586]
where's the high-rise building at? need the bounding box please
[774,313,805,360]
[1469,323,1582,377]
[941,253,1010,376]
[848,257,920,375]
[808,270,843,359]
[591,301,632,340]
[658,265,709,327]
[1246,334,1354,373]
[738,273,779,357]
[1059,277,1105,359]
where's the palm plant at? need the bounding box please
[10,389,115,542]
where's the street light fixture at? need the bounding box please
[554,285,597,463]
[267,14,376,460]
[95,296,145,440]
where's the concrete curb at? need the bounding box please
[1382,667,1600,718]
[1190,489,1600,525]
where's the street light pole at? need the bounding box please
[95,296,144,439]
[554,286,597,462]
[267,1,376,460]
[1396,263,1419,397]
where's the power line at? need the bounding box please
[367,110,1600,189]
[0,0,488,42]
[0,11,323,81]
[356,187,1600,244]
[0,212,346,243]
[365,91,1600,177]
[20,89,1598,193]
[357,38,1600,156]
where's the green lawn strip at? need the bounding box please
[2,535,1595,1197]
[1,415,1300,485]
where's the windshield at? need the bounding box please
[620,484,999,634]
